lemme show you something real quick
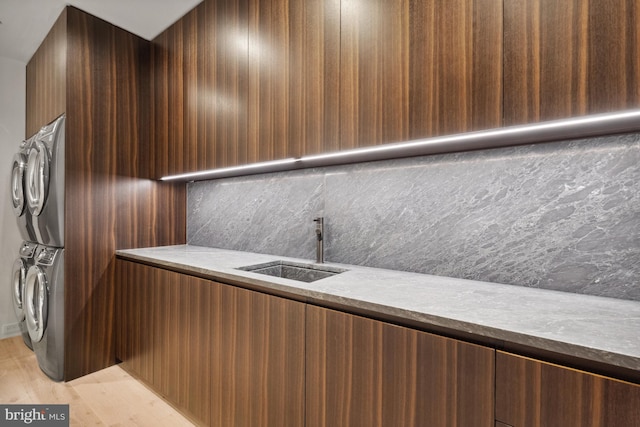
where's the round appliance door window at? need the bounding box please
[12,258,27,321]
[26,140,49,216]
[11,153,27,216]
[25,265,48,343]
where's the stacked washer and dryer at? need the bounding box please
[10,114,65,381]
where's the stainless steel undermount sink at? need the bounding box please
[237,260,347,283]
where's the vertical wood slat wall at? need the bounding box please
[25,6,186,381]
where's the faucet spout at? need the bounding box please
[313,217,324,263]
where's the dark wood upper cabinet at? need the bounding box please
[152,0,501,174]
[150,0,640,174]
[25,12,67,137]
[410,0,503,137]
[504,0,640,125]
[341,0,503,149]
[339,0,410,149]
[151,0,249,178]
[248,0,340,159]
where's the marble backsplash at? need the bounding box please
[187,133,640,301]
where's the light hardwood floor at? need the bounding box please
[0,336,194,426]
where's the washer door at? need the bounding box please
[12,258,27,321]
[26,140,49,216]
[25,265,48,343]
[11,153,27,216]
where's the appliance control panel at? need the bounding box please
[20,242,38,258]
[36,247,57,266]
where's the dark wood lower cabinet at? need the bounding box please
[152,266,213,424]
[118,260,639,427]
[208,280,305,427]
[116,260,305,426]
[495,351,640,427]
[306,305,495,427]
[116,259,154,384]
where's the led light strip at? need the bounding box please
[160,158,301,181]
[160,109,640,182]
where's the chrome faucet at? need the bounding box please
[314,217,324,263]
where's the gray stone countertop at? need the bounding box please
[116,244,640,373]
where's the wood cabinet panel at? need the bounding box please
[186,272,213,423]
[288,0,341,156]
[64,7,124,379]
[151,0,249,177]
[409,0,503,139]
[208,0,250,168]
[495,351,640,427]
[119,261,305,426]
[25,10,67,137]
[247,0,290,162]
[153,266,188,408]
[151,264,212,424]
[248,0,340,159]
[504,0,640,125]
[306,306,495,427]
[153,0,501,172]
[341,0,502,149]
[340,0,409,149]
[210,284,305,427]
[151,19,186,178]
[26,6,186,381]
[115,260,154,383]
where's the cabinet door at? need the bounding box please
[340,0,503,149]
[306,306,495,427]
[339,0,409,148]
[154,265,305,426]
[153,265,212,425]
[247,0,340,160]
[115,260,155,384]
[495,351,640,427]
[151,0,249,178]
[210,284,305,427]
[408,0,503,139]
[504,0,640,125]
[25,10,67,137]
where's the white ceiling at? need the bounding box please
[0,0,203,63]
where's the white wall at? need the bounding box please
[0,57,26,338]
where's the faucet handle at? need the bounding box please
[314,217,323,240]
[313,217,324,263]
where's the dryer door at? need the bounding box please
[26,140,50,216]
[12,258,27,321]
[11,153,27,216]
[25,265,48,343]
